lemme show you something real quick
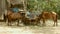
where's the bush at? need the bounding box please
[27,0,60,19]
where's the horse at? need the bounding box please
[21,17,40,25]
[4,9,25,26]
[21,13,41,26]
[39,11,58,26]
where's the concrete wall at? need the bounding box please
[0,0,7,19]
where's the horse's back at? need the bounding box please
[9,13,22,19]
[41,11,57,19]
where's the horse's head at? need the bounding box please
[51,11,57,15]
[18,12,25,17]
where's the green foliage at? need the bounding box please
[27,0,60,11]
[27,0,60,18]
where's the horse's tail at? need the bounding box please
[56,14,58,22]
[3,14,7,22]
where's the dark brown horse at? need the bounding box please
[21,14,40,25]
[39,11,58,26]
[4,9,25,26]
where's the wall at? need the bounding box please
[0,0,7,19]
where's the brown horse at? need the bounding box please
[39,11,58,26]
[21,14,40,25]
[4,9,25,26]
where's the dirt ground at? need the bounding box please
[0,20,60,34]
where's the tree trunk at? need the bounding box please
[23,0,27,12]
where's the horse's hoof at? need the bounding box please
[17,24,19,26]
[7,24,9,26]
[7,23,10,26]
[7,24,12,26]
[53,25,55,27]
[8,25,12,26]
[42,24,46,26]
[56,25,58,26]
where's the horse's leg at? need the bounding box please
[56,15,58,26]
[38,20,41,26]
[56,20,58,26]
[36,18,42,26]
[9,21,12,26]
[43,18,45,26]
[35,19,40,26]
[8,21,11,26]
[53,20,55,26]
[52,16,55,26]
[17,20,19,26]
[7,21,9,26]
[7,19,9,26]
[35,21,37,25]
[53,15,58,26]
[55,17,58,26]
[4,14,6,23]
[7,19,12,26]
[29,21,31,25]
[53,20,57,26]
[35,20,39,26]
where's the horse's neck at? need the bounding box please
[7,10,13,15]
[36,14,42,20]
